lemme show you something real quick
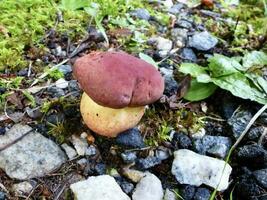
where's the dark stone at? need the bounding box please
[172,132,192,150]
[84,161,106,175]
[17,68,28,76]
[0,127,6,135]
[116,128,145,148]
[0,87,6,94]
[176,19,193,29]
[236,172,263,200]
[58,65,72,75]
[0,192,6,200]
[228,110,253,138]
[253,169,267,189]
[181,48,197,62]
[193,135,232,158]
[181,185,196,200]
[136,156,162,170]
[130,8,150,20]
[47,86,65,98]
[94,163,106,175]
[188,32,218,51]
[121,151,137,163]
[115,177,134,195]
[168,3,184,14]
[247,126,264,141]
[236,144,267,169]
[25,107,42,119]
[88,26,105,42]
[164,75,178,96]
[193,188,211,200]
[46,113,65,125]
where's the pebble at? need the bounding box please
[70,175,130,200]
[160,68,178,96]
[88,26,105,42]
[115,177,135,195]
[181,185,196,200]
[17,69,28,76]
[55,78,69,89]
[171,28,188,48]
[180,48,197,62]
[116,128,145,148]
[58,64,72,75]
[168,3,184,14]
[171,149,232,191]
[188,31,218,51]
[0,124,66,180]
[172,131,192,149]
[253,168,267,189]
[25,107,42,119]
[164,188,176,200]
[236,144,267,169]
[47,86,65,98]
[228,109,253,138]
[247,126,264,141]
[132,172,164,200]
[193,135,232,158]
[121,168,145,183]
[136,156,162,170]
[71,135,88,156]
[148,36,173,57]
[130,8,151,20]
[194,188,211,200]
[61,143,77,159]
[121,151,137,163]
[12,181,34,195]
[155,146,171,160]
[77,158,88,169]
[85,145,97,156]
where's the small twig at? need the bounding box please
[27,61,32,77]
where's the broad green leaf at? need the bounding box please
[257,76,267,94]
[208,54,241,77]
[60,0,90,10]
[183,79,217,101]
[139,53,158,69]
[196,74,212,83]
[84,3,100,18]
[212,73,267,104]
[242,51,267,71]
[179,63,208,78]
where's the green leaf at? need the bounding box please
[208,54,241,77]
[139,53,158,69]
[84,3,100,18]
[212,73,267,104]
[257,76,267,94]
[242,51,267,71]
[22,90,36,107]
[196,74,212,83]
[179,63,208,78]
[184,79,217,101]
[60,0,90,10]
[95,18,109,45]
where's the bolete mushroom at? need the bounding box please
[73,51,164,137]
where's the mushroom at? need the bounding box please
[73,51,164,137]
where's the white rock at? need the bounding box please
[164,189,176,200]
[132,172,164,200]
[70,175,130,200]
[61,143,77,159]
[55,78,69,89]
[71,135,88,156]
[171,149,232,191]
[12,181,34,195]
[149,36,172,57]
[0,124,66,180]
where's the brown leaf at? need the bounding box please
[7,92,24,109]
[176,75,191,99]
[109,28,132,38]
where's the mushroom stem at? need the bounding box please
[80,92,145,137]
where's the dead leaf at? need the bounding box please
[7,92,24,109]
[177,75,191,99]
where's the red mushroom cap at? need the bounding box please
[73,51,164,109]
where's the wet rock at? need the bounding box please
[180,48,197,62]
[164,188,176,200]
[253,168,267,189]
[171,149,232,191]
[172,131,192,149]
[236,171,263,200]
[130,8,150,20]
[193,135,232,158]
[188,32,218,51]
[70,175,130,200]
[12,181,34,195]
[0,124,66,180]
[181,185,196,200]
[228,109,253,138]
[58,64,72,75]
[160,68,178,96]
[61,143,77,159]
[168,3,184,14]
[116,128,145,148]
[194,188,210,200]
[121,151,137,163]
[171,28,188,48]
[55,78,69,89]
[236,144,267,169]
[71,135,88,156]
[132,172,164,200]
[136,156,162,170]
[85,145,97,156]
[247,126,264,141]
[25,107,42,119]
[148,36,173,57]
[47,86,65,98]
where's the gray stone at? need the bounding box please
[194,135,232,158]
[253,168,267,189]
[171,28,188,48]
[55,78,69,89]
[85,145,97,156]
[130,8,150,20]
[0,124,66,180]
[70,175,130,200]
[61,143,77,159]
[188,32,218,51]
[47,86,65,98]
[71,135,88,156]
[121,151,137,163]
[155,146,171,160]
[164,188,176,200]
[116,128,145,148]
[12,181,34,195]
[181,48,197,62]
[160,68,178,96]
[132,172,164,200]
[171,149,232,191]
[168,3,184,14]
[136,156,162,170]
[58,65,72,75]
[25,107,42,119]
[148,37,173,57]
[228,110,253,138]
[194,188,211,200]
